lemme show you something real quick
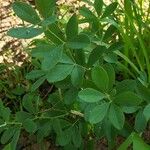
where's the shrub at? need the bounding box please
[0,0,150,149]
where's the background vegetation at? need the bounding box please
[0,0,150,149]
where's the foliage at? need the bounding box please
[0,0,150,149]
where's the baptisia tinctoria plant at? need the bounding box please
[1,0,150,149]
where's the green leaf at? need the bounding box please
[52,119,62,136]
[107,42,124,53]
[31,76,46,92]
[53,120,72,146]
[46,64,74,83]
[35,0,56,18]
[59,53,74,65]
[66,14,78,40]
[79,7,97,20]
[136,82,150,103]
[72,126,82,148]
[143,103,150,121]
[56,128,73,146]
[12,86,25,96]
[44,23,65,44]
[56,128,72,146]
[89,102,109,124]
[23,119,37,133]
[12,2,40,24]
[118,134,133,150]
[108,104,125,130]
[22,94,37,114]
[116,80,136,93]
[66,34,90,49]
[103,64,115,90]
[2,144,11,150]
[2,129,20,150]
[1,128,16,144]
[37,120,51,142]
[64,88,78,105]
[94,0,103,16]
[133,133,150,150]
[103,25,117,42]
[79,6,99,32]
[71,65,84,87]
[91,66,109,92]
[26,70,45,80]
[31,43,55,58]
[74,49,85,65]
[101,2,118,18]
[122,106,139,114]
[114,91,142,106]
[134,110,147,133]
[41,16,57,28]
[78,88,106,103]
[7,27,43,39]
[41,46,63,70]
[103,52,118,63]
[88,45,106,66]
[2,108,11,122]
[15,111,34,123]
[9,129,20,150]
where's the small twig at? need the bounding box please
[42,85,54,100]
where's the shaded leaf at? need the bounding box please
[143,103,150,121]
[89,102,109,124]
[88,46,106,66]
[114,91,142,106]
[64,88,78,105]
[35,0,56,18]
[101,2,118,18]
[94,0,103,16]
[31,76,46,92]
[103,64,115,90]
[66,14,78,40]
[1,128,16,144]
[108,104,125,130]
[91,66,109,91]
[72,126,82,148]
[107,42,124,53]
[71,65,84,87]
[66,34,90,49]
[46,64,74,83]
[41,16,57,27]
[23,119,37,133]
[41,46,63,71]
[134,110,147,133]
[26,70,45,80]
